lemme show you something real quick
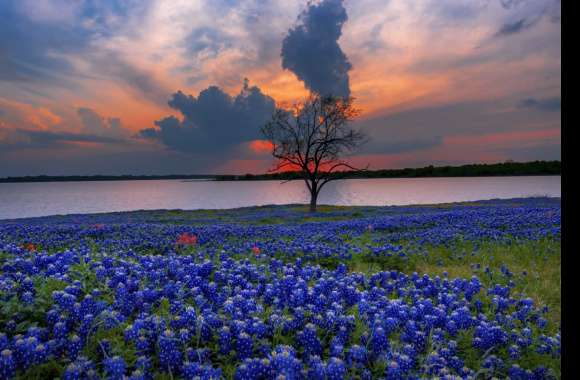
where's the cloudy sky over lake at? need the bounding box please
[0,0,560,176]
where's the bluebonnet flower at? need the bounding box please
[384,360,403,379]
[473,322,508,350]
[329,337,344,358]
[370,326,389,355]
[270,345,303,379]
[63,362,82,380]
[63,356,97,380]
[325,357,347,380]
[0,349,16,379]
[21,291,35,305]
[31,343,47,365]
[235,358,271,380]
[508,364,535,379]
[182,362,222,380]
[236,332,253,360]
[158,329,182,373]
[297,323,322,357]
[218,326,232,355]
[509,344,521,360]
[53,321,69,339]
[306,356,326,379]
[348,344,368,365]
[67,335,83,360]
[104,356,126,380]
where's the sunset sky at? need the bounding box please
[0,0,561,176]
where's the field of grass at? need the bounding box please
[0,197,561,379]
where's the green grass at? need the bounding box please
[340,235,561,326]
[336,236,560,376]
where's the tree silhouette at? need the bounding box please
[262,94,366,212]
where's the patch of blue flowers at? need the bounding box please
[0,198,560,378]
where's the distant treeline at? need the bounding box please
[216,160,561,181]
[0,160,560,183]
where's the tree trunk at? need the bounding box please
[309,189,318,212]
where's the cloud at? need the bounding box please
[0,0,148,85]
[355,97,560,160]
[0,129,125,153]
[17,0,81,23]
[494,0,560,37]
[499,0,527,9]
[517,97,560,112]
[0,2,87,84]
[77,107,125,138]
[139,79,276,155]
[495,17,538,36]
[91,53,171,105]
[429,0,488,21]
[17,129,123,144]
[0,98,131,154]
[0,97,62,130]
[281,0,352,97]
[362,22,387,53]
[248,139,274,154]
[185,27,233,60]
[361,136,443,155]
[444,127,560,146]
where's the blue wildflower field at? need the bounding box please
[0,197,560,379]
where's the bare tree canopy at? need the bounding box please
[261,94,367,212]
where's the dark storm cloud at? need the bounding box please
[139,80,276,154]
[517,97,560,112]
[281,0,351,98]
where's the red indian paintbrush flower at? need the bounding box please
[176,233,197,246]
[22,243,36,252]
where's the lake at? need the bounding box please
[0,176,560,220]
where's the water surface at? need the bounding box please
[0,176,560,220]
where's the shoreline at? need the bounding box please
[0,196,561,222]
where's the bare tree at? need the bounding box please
[261,94,367,212]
